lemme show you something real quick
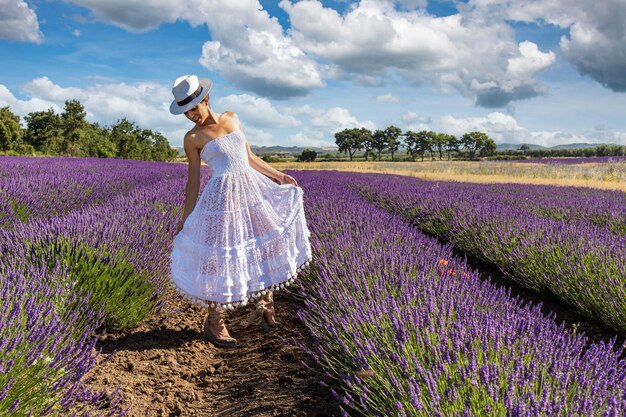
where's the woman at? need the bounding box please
[169,75,312,348]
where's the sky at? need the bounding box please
[0,0,625,149]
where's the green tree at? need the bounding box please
[416,131,434,162]
[24,108,63,153]
[300,148,317,162]
[0,106,23,152]
[460,131,482,159]
[152,131,177,161]
[443,134,459,160]
[479,136,497,156]
[461,131,496,158]
[383,125,402,161]
[334,128,363,161]
[403,131,420,161]
[111,118,139,159]
[372,129,387,161]
[60,100,89,156]
[83,122,118,158]
[358,128,374,161]
[432,133,448,160]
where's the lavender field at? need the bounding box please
[1,156,625,416]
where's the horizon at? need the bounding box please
[1,0,625,149]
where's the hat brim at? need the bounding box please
[169,78,212,115]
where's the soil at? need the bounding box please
[78,289,343,417]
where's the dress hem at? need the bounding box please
[169,256,313,310]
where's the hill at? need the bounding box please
[175,145,338,157]
[497,142,618,151]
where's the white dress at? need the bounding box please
[169,129,312,310]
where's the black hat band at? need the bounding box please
[177,85,203,106]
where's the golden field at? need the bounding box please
[269,160,626,192]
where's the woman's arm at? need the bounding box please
[246,143,297,185]
[176,132,201,233]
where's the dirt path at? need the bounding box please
[81,290,342,417]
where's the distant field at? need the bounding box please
[271,160,626,192]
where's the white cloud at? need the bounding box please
[280,0,556,107]
[402,111,431,132]
[282,104,377,147]
[0,77,188,145]
[309,107,376,132]
[466,0,626,92]
[375,93,400,103]
[68,0,325,99]
[215,94,300,129]
[402,111,431,124]
[285,131,332,147]
[241,126,275,146]
[0,0,43,43]
[439,112,626,146]
[0,77,336,148]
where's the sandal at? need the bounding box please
[247,297,283,330]
[203,310,237,348]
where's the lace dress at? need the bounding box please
[170,129,312,310]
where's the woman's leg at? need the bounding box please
[206,305,234,339]
[260,290,276,325]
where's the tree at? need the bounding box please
[461,131,496,158]
[61,100,89,156]
[358,128,374,161]
[24,108,63,153]
[460,131,483,159]
[383,125,402,161]
[0,107,23,152]
[442,134,459,160]
[416,131,434,162]
[479,136,497,156]
[432,133,448,160]
[300,148,317,162]
[403,131,420,161]
[372,129,387,160]
[334,128,363,161]
[152,131,177,161]
[111,118,140,159]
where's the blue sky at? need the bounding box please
[1,0,625,148]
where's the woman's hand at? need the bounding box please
[279,173,298,186]
[175,219,185,235]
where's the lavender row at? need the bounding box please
[0,263,128,416]
[346,172,626,334]
[0,156,212,414]
[1,176,186,330]
[290,170,625,416]
[0,155,188,227]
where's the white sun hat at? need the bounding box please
[169,75,212,115]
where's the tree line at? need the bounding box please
[501,144,626,159]
[0,101,178,161]
[334,126,497,161]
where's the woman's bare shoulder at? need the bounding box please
[219,111,242,131]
